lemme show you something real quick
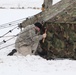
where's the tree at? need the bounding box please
[43,0,52,9]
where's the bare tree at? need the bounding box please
[43,0,52,9]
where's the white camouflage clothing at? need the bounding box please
[15,24,42,56]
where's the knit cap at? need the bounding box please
[34,22,42,30]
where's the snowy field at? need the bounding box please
[0,9,41,55]
[0,0,76,75]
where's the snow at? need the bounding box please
[53,0,61,5]
[0,55,76,75]
[0,0,76,75]
[0,9,41,25]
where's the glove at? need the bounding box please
[42,33,47,39]
[42,33,47,43]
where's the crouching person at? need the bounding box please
[15,22,47,56]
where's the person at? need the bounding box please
[15,22,47,56]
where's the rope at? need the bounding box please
[0,26,19,45]
[0,34,18,45]
[0,26,34,47]
[0,33,39,50]
[0,35,17,37]
[0,26,18,38]
[0,32,38,50]
[0,17,27,29]
[0,43,15,50]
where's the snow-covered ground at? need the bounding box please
[0,0,76,75]
[0,9,41,55]
[0,55,76,75]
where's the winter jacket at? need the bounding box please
[15,24,42,56]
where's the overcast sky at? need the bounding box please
[0,0,42,4]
